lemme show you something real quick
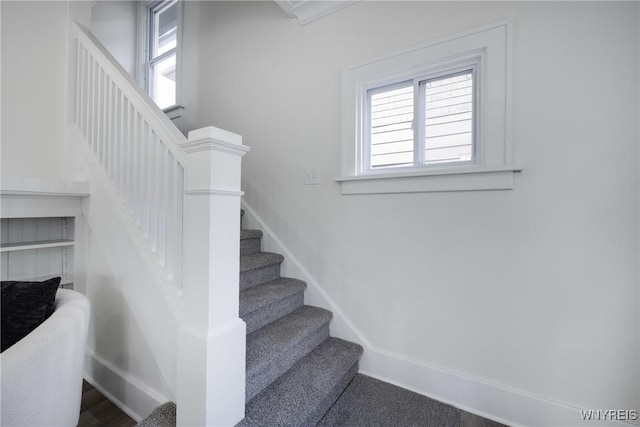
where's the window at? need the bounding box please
[140,0,180,111]
[367,67,476,171]
[339,21,520,194]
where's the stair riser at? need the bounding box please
[240,264,281,290]
[246,323,330,402]
[304,362,360,427]
[244,292,305,334]
[240,238,261,256]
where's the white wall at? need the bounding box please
[90,0,138,77]
[83,235,173,421]
[189,1,639,424]
[1,1,71,178]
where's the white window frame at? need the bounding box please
[363,63,478,172]
[338,20,520,194]
[137,0,184,118]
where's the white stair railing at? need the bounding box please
[70,22,251,425]
[72,22,185,287]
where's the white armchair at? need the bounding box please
[1,289,90,426]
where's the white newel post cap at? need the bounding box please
[188,126,242,145]
[184,126,250,156]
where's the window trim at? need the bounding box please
[137,0,184,116]
[338,20,521,194]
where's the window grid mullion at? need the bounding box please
[414,79,425,165]
[149,48,177,66]
[363,90,373,172]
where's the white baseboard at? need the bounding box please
[240,200,639,427]
[84,350,170,422]
[361,349,638,427]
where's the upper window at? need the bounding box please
[339,21,519,194]
[142,0,179,110]
[366,66,476,171]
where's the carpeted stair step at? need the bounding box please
[137,402,176,427]
[241,229,263,256]
[246,306,332,401]
[238,338,364,427]
[240,252,284,290]
[240,278,307,334]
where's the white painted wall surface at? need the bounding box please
[90,0,138,77]
[83,237,173,420]
[189,1,639,424]
[1,1,69,178]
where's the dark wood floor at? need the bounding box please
[78,380,137,427]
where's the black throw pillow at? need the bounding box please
[1,277,61,353]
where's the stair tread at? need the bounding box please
[240,252,284,273]
[246,305,331,375]
[240,278,306,318]
[241,229,263,240]
[239,338,364,427]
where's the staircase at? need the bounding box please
[237,227,363,426]
[138,224,364,426]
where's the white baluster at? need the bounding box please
[115,89,121,193]
[123,97,131,208]
[133,112,141,226]
[101,69,107,164]
[157,145,167,267]
[78,44,85,133]
[97,68,103,158]
[75,38,80,126]
[88,56,94,149]
[82,47,89,137]
[173,160,184,285]
[149,128,155,249]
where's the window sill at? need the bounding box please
[336,165,522,195]
[163,104,185,120]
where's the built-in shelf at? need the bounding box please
[0,239,75,252]
[1,179,86,291]
[1,217,76,290]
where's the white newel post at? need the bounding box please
[177,126,250,426]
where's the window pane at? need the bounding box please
[152,1,177,58]
[150,53,176,109]
[369,83,414,168]
[424,71,473,164]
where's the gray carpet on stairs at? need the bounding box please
[246,306,332,401]
[137,402,175,427]
[239,338,363,427]
[239,252,284,289]
[136,374,509,427]
[318,374,509,427]
[240,277,306,334]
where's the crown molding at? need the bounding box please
[274,0,359,26]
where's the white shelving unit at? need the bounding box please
[1,176,90,291]
[1,217,76,289]
[0,239,75,252]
